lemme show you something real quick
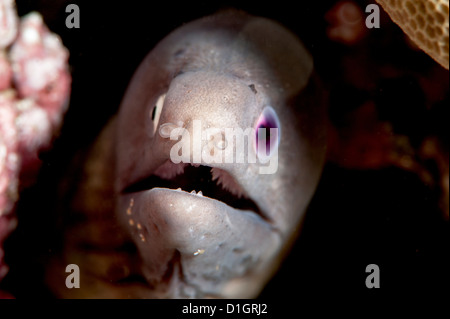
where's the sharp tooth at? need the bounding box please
[191,190,196,195]
[197,191,203,196]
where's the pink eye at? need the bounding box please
[254,106,280,160]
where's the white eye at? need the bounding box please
[253,106,280,162]
[147,93,166,137]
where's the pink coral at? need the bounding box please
[0,0,71,296]
[0,52,13,90]
[0,92,18,217]
[10,12,71,125]
[0,0,18,49]
[0,92,19,287]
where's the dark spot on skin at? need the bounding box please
[248,84,257,94]
[174,48,185,57]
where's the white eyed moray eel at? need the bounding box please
[46,10,327,298]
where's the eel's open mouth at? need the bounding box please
[122,161,265,220]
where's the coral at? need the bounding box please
[377,0,449,69]
[0,0,71,295]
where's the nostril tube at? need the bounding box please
[214,132,228,151]
[158,121,185,139]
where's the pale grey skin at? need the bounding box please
[46,11,326,298]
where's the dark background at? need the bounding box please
[1,0,448,309]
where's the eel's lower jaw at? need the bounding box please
[117,162,280,297]
[118,187,281,298]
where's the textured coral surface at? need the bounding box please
[0,0,70,294]
[377,0,449,69]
